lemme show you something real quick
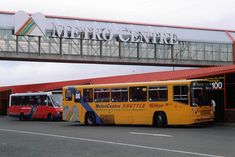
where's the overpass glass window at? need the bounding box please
[50,37,60,54]
[174,85,188,104]
[94,88,110,102]
[111,88,128,102]
[149,86,168,101]
[205,43,213,61]
[65,89,73,101]
[139,43,155,59]
[121,42,137,58]
[83,40,100,56]
[102,40,119,57]
[228,44,233,61]
[129,86,147,102]
[83,89,93,102]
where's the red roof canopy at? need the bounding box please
[1,65,235,93]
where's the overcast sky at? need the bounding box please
[0,0,235,86]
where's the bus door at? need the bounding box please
[31,95,47,119]
[129,86,147,124]
[172,85,191,124]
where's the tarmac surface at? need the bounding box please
[0,116,234,157]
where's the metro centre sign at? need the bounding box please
[14,11,178,45]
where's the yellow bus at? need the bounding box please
[62,79,215,126]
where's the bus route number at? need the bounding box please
[212,82,223,89]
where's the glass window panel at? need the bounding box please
[190,43,197,51]
[111,88,128,102]
[197,51,204,60]
[205,51,213,61]
[228,44,233,53]
[156,45,165,59]
[121,42,137,58]
[149,86,168,101]
[50,37,60,54]
[129,86,147,102]
[220,44,227,53]
[94,88,110,102]
[197,43,204,51]
[228,53,233,62]
[83,40,100,56]
[205,43,213,51]
[213,52,220,61]
[28,36,38,53]
[221,52,228,61]
[139,43,155,59]
[213,44,220,52]
[102,40,119,57]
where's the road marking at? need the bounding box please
[129,132,173,137]
[0,128,223,157]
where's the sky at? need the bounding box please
[1,0,235,86]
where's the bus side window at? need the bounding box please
[47,97,53,107]
[94,88,110,102]
[111,88,128,102]
[149,86,168,101]
[65,89,73,101]
[74,90,81,102]
[173,85,189,104]
[83,88,93,102]
[129,86,147,102]
[11,96,19,106]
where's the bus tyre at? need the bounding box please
[85,112,96,126]
[47,113,54,121]
[153,112,167,127]
[19,113,24,121]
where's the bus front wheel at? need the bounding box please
[85,112,96,126]
[153,112,167,127]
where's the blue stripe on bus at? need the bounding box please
[68,87,103,125]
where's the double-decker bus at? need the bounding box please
[62,80,215,126]
[8,91,62,121]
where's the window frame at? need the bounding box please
[148,86,168,102]
[173,85,189,105]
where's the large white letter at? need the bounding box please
[130,31,141,43]
[92,28,102,40]
[118,28,130,42]
[102,28,113,41]
[169,34,178,45]
[52,23,64,37]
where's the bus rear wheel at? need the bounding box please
[47,113,54,121]
[85,112,96,126]
[19,113,24,121]
[153,112,167,127]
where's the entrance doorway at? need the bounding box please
[0,90,12,115]
[209,90,224,122]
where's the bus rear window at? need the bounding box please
[94,88,110,102]
[149,86,168,101]
[129,86,147,102]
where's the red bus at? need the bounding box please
[8,91,62,121]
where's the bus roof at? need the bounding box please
[10,92,53,97]
[64,79,207,89]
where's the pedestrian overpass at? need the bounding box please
[0,11,234,67]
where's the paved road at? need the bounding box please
[0,116,234,157]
